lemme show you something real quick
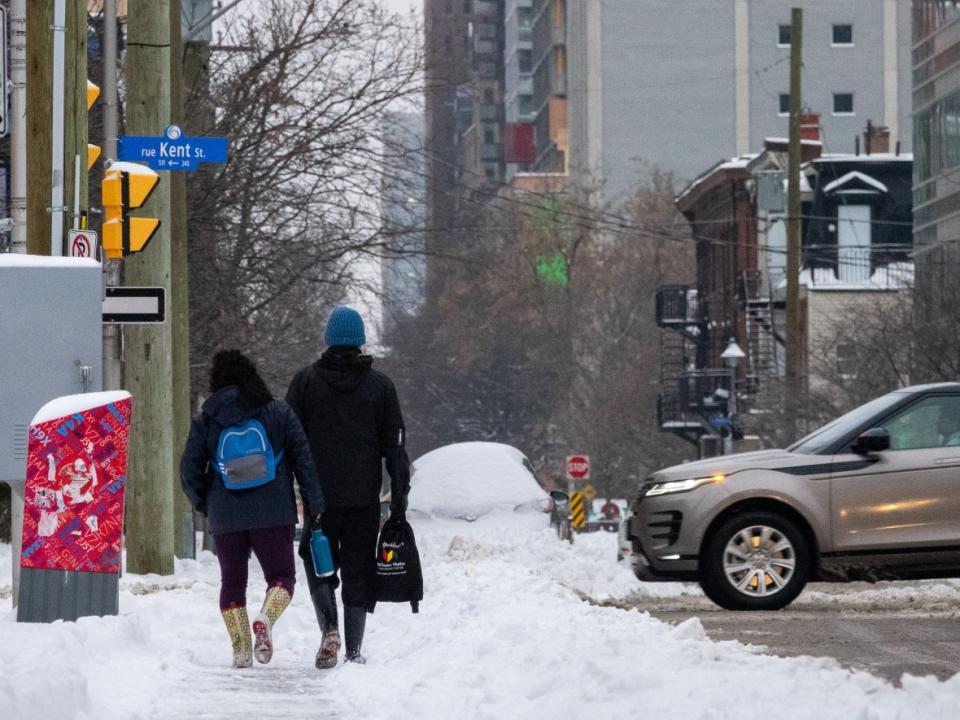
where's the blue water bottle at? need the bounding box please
[310,527,335,578]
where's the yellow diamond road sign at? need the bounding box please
[581,483,597,502]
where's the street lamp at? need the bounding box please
[720,338,746,454]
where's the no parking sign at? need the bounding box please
[68,229,99,260]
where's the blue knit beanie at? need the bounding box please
[324,306,366,348]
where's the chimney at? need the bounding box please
[799,112,820,141]
[863,120,891,155]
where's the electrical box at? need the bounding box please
[0,255,102,482]
[756,170,786,213]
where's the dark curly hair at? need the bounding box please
[209,350,273,410]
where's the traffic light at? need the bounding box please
[87,81,101,170]
[101,161,161,259]
[87,80,100,109]
[87,144,101,170]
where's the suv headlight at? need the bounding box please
[644,473,725,497]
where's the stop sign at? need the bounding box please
[565,454,590,481]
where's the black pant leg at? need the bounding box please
[338,503,381,610]
[302,509,343,632]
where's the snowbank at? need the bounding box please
[2,515,960,719]
[409,442,547,520]
[0,255,99,269]
[32,391,132,425]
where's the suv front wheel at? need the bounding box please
[699,511,811,611]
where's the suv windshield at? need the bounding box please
[788,392,907,455]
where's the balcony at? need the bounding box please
[803,244,913,287]
[481,143,503,162]
[658,369,735,439]
[479,104,501,122]
[656,285,701,329]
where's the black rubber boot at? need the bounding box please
[310,582,338,633]
[311,583,341,669]
[343,605,367,664]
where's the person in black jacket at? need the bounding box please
[286,306,410,667]
[181,350,326,669]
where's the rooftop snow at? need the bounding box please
[777,262,914,291]
[762,137,823,146]
[0,254,100,269]
[812,153,913,162]
[676,154,759,202]
[32,391,132,425]
[822,171,888,194]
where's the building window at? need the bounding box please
[832,24,853,46]
[836,343,858,379]
[464,0,472,13]
[445,0,452,14]
[485,165,496,179]
[484,128,495,144]
[518,49,532,73]
[484,88,494,104]
[778,24,791,46]
[779,94,790,115]
[833,92,854,115]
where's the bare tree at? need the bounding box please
[186,0,422,391]
[384,168,695,494]
[803,248,960,426]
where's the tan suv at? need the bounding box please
[628,383,960,610]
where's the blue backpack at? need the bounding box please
[215,418,284,490]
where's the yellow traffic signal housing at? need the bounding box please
[87,144,101,170]
[87,80,100,110]
[100,161,161,259]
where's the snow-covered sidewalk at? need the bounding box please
[2,514,960,720]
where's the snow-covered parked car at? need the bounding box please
[408,442,550,521]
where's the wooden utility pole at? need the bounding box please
[785,7,803,437]
[125,0,175,575]
[183,27,215,553]
[169,0,194,559]
[26,0,87,255]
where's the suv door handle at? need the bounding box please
[934,457,960,465]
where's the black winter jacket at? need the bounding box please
[285,348,410,512]
[179,386,326,534]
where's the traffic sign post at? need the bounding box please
[118,124,227,171]
[569,492,587,530]
[102,286,166,324]
[67,229,98,259]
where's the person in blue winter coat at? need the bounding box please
[181,350,326,669]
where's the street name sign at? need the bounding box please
[118,124,227,171]
[102,287,165,324]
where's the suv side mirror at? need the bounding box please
[550,490,570,509]
[852,427,890,454]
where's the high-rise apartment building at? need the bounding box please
[531,0,568,173]
[424,0,506,279]
[566,0,911,206]
[504,0,535,179]
[913,0,960,266]
[380,112,427,337]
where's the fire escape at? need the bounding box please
[739,270,785,439]
[655,285,734,447]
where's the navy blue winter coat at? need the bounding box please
[180,386,326,534]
